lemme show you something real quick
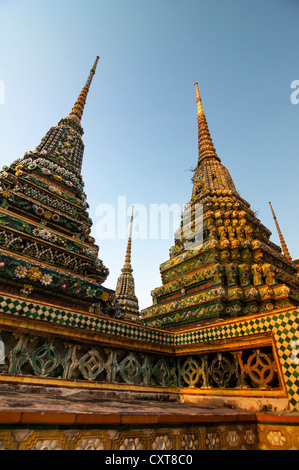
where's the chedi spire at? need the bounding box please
[115,207,140,321]
[269,202,292,261]
[35,56,100,173]
[194,82,220,164]
[141,83,299,329]
[0,56,118,319]
[67,56,100,124]
[191,83,238,201]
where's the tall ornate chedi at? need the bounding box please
[115,207,140,321]
[0,57,118,316]
[142,83,299,328]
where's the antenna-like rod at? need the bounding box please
[269,202,292,261]
[123,206,134,271]
[67,56,100,122]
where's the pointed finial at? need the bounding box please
[194,82,204,115]
[194,82,220,164]
[67,56,100,123]
[123,206,134,271]
[269,202,292,261]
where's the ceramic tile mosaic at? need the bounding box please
[0,294,173,346]
[0,423,260,450]
[175,310,299,411]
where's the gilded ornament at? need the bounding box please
[27,266,42,281]
[43,211,52,220]
[252,264,263,286]
[101,292,109,302]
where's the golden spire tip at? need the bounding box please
[67,56,100,122]
[269,202,292,261]
[194,81,203,115]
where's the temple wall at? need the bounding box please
[0,291,298,413]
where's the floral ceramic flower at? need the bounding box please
[59,281,69,291]
[33,228,41,236]
[43,211,52,220]
[14,266,28,278]
[27,266,42,281]
[0,260,7,269]
[100,292,109,302]
[65,180,73,187]
[40,229,51,240]
[15,170,23,176]
[86,287,95,297]
[21,284,33,295]
[34,205,44,216]
[52,213,60,222]
[2,190,11,198]
[41,167,51,174]
[40,274,53,286]
[49,234,57,242]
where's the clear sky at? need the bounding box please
[0,0,298,310]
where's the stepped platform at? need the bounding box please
[0,383,298,450]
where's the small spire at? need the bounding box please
[67,56,100,123]
[194,82,220,164]
[123,206,134,271]
[115,206,139,320]
[269,202,292,261]
[195,81,204,116]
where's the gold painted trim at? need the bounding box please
[180,387,288,398]
[0,374,287,400]
[0,374,179,395]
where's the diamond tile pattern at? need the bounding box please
[0,295,173,346]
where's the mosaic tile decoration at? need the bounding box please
[0,423,259,450]
[175,310,299,412]
[0,294,174,346]
[0,291,298,411]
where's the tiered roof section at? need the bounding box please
[142,83,299,329]
[0,57,118,317]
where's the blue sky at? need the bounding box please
[0,0,298,310]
